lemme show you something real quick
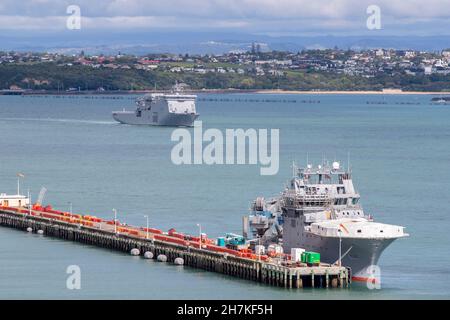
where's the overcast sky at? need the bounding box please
[0,0,449,36]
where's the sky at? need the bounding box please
[1,0,450,36]
[1,0,450,53]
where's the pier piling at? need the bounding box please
[0,209,349,289]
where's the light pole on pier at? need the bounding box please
[338,230,342,267]
[17,173,25,195]
[257,235,261,262]
[113,208,117,234]
[28,190,31,216]
[197,223,202,250]
[144,215,149,239]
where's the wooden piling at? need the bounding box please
[0,209,349,289]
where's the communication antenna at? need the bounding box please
[292,160,296,177]
[347,151,351,172]
[36,187,47,206]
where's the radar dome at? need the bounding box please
[332,162,340,170]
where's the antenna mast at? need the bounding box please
[347,151,351,173]
[292,160,296,177]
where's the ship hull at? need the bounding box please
[289,234,396,281]
[112,111,199,127]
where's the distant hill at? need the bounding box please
[2,31,450,55]
[3,62,450,92]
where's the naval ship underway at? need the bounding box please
[112,87,199,127]
[243,161,408,282]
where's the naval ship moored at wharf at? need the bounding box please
[243,161,408,282]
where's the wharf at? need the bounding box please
[0,208,350,289]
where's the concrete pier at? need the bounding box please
[0,209,350,289]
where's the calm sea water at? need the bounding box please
[0,93,449,299]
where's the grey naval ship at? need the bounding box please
[243,161,408,282]
[112,90,199,127]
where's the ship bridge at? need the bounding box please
[297,161,351,185]
[290,162,361,208]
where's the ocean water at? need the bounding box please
[0,93,449,299]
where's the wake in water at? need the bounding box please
[0,117,117,125]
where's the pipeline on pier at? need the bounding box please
[0,204,350,289]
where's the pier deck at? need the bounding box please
[0,208,350,289]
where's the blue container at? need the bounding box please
[216,237,226,247]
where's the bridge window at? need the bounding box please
[335,198,348,205]
[337,187,345,194]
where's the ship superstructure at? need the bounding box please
[112,88,198,127]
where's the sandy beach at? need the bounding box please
[254,89,450,95]
[4,88,450,96]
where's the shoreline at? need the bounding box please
[253,89,450,95]
[2,88,450,96]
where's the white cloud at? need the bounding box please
[0,0,450,34]
[0,14,250,31]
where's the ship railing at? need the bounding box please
[287,194,331,202]
[284,190,330,198]
[310,225,341,237]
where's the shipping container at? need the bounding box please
[216,237,226,247]
[304,251,321,264]
[291,248,305,262]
